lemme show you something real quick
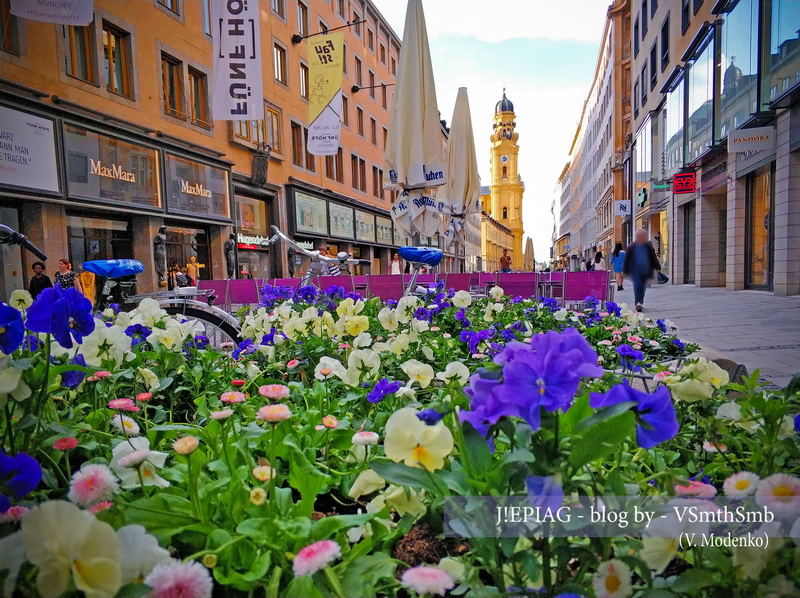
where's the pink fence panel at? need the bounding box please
[367,275,405,302]
[444,273,471,291]
[317,275,356,293]
[497,272,538,298]
[562,271,612,305]
[197,280,229,308]
[228,279,259,306]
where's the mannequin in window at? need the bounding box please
[224,234,236,279]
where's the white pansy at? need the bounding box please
[395,296,419,323]
[110,436,169,489]
[436,362,470,385]
[315,356,346,380]
[377,307,399,331]
[0,531,24,597]
[245,360,262,379]
[9,289,33,310]
[137,367,160,392]
[348,349,381,376]
[395,384,417,401]
[347,469,386,500]
[389,333,412,356]
[336,297,364,317]
[412,319,430,333]
[79,324,134,368]
[0,356,32,407]
[129,298,167,327]
[553,308,569,321]
[401,359,435,388]
[489,285,504,300]
[421,345,435,361]
[117,525,171,584]
[451,290,472,308]
[353,332,373,348]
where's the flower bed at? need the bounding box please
[0,284,798,598]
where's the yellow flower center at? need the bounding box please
[773,485,796,498]
[536,378,546,396]
[142,467,152,477]
[69,317,75,329]
[413,444,428,463]
[735,480,750,491]
[605,574,621,592]
[0,326,5,334]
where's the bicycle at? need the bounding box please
[1,224,241,347]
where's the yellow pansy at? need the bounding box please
[400,359,435,388]
[344,315,370,336]
[384,407,454,471]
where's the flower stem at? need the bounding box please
[323,566,347,598]
[268,423,277,500]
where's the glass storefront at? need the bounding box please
[687,33,716,163]
[746,166,774,289]
[664,77,685,177]
[235,196,270,280]
[767,0,800,103]
[720,0,760,137]
[166,225,209,286]
[165,154,230,220]
[634,117,652,210]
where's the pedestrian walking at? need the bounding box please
[611,242,625,291]
[54,258,83,295]
[28,261,53,299]
[390,253,402,275]
[499,249,512,273]
[623,229,661,312]
[594,251,607,271]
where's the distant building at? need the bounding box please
[523,237,535,271]
[480,186,513,272]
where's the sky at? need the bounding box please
[371,0,610,262]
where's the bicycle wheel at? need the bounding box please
[163,305,241,348]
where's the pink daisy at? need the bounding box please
[210,409,234,420]
[94,370,112,378]
[256,404,292,423]
[68,463,119,507]
[231,379,246,387]
[321,415,338,429]
[108,398,139,412]
[338,343,351,349]
[442,333,452,339]
[258,384,291,400]
[135,392,153,402]
[220,391,246,404]
[144,560,213,598]
[702,440,727,453]
[287,359,301,369]
[117,448,152,468]
[53,437,79,451]
[756,473,800,517]
[400,566,455,596]
[0,505,29,522]
[430,326,440,332]
[293,540,342,576]
[675,480,718,498]
[352,431,379,445]
[88,501,113,514]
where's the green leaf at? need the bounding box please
[461,422,492,473]
[370,460,449,495]
[560,392,593,433]
[575,400,637,431]
[568,411,635,470]
[672,568,715,592]
[311,512,374,541]
[155,376,174,392]
[114,583,153,598]
[340,553,397,597]
[149,424,200,432]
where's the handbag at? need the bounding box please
[657,271,669,284]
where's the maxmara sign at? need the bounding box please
[728,126,775,153]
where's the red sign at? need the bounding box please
[673,172,696,194]
[237,243,258,250]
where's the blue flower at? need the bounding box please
[526,475,564,513]
[672,338,686,353]
[584,295,599,309]
[366,378,402,404]
[25,285,95,349]
[512,295,524,304]
[124,323,152,347]
[0,303,24,355]
[61,353,87,389]
[325,285,346,299]
[460,329,494,354]
[21,334,41,352]
[656,318,667,333]
[385,299,398,308]
[261,327,278,346]
[455,309,471,329]
[605,301,621,317]
[500,328,517,342]
[590,380,679,448]
[616,344,644,372]
[294,285,318,304]
[0,450,42,513]
[186,335,209,350]
[794,414,800,433]
[555,594,584,598]
[414,307,432,322]
[417,408,446,425]
[232,339,257,360]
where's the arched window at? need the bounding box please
[502,166,507,179]
[502,206,508,219]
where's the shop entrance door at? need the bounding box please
[166,225,210,287]
[683,202,696,284]
[0,206,24,302]
[745,167,774,290]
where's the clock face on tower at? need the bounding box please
[500,155,509,164]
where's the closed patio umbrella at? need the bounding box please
[383,0,445,239]
[441,87,481,249]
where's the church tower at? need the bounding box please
[489,89,524,269]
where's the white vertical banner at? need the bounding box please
[211,0,264,121]
[614,200,631,217]
[10,0,93,25]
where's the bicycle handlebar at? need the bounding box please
[268,225,366,265]
[0,224,47,261]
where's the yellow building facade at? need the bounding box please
[485,91,524,269]
[480,189,513,272]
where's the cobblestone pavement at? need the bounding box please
[612,283,800,388]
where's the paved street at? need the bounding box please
[612,284,800,388]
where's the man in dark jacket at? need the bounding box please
[28,261,53,299]
[622,229,661,312]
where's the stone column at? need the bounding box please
[726,161,747,291]
[131,215,162,294]
[20,201,68,276]
[209,225,230,280]
[696,193,722,287]
[772,108,800,296]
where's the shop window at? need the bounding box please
[354,55,362,86]
[66,214,133,286]
[166,225,209,285]
[660,16,669,72]
[274,43,287,85]
[65,21,96,83]
[271,0,284,19]
[161,53,184,118]
[291,122,303,166]
[297,1,308,37]
[342,94,349,125]
[325,148,344,183]
[768,0,800,103]
[201,0,211,35]
[158,0,180,15]
[0,0,19,55]
[188,68,209,126]
[687,34,715,162]
[300,62,309,99]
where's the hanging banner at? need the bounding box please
[211,0,264,121]
[307,33,344,156]
[614,200,631,217]
[10,0,92,25]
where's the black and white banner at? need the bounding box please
[211,0,263,121]
[10,0,93,25]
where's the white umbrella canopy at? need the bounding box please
[441,87,481,248]
[384,0,445,239]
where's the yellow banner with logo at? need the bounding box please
[308,32,344,156]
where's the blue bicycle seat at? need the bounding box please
[398,247,443,267]
[81,259,145,278]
